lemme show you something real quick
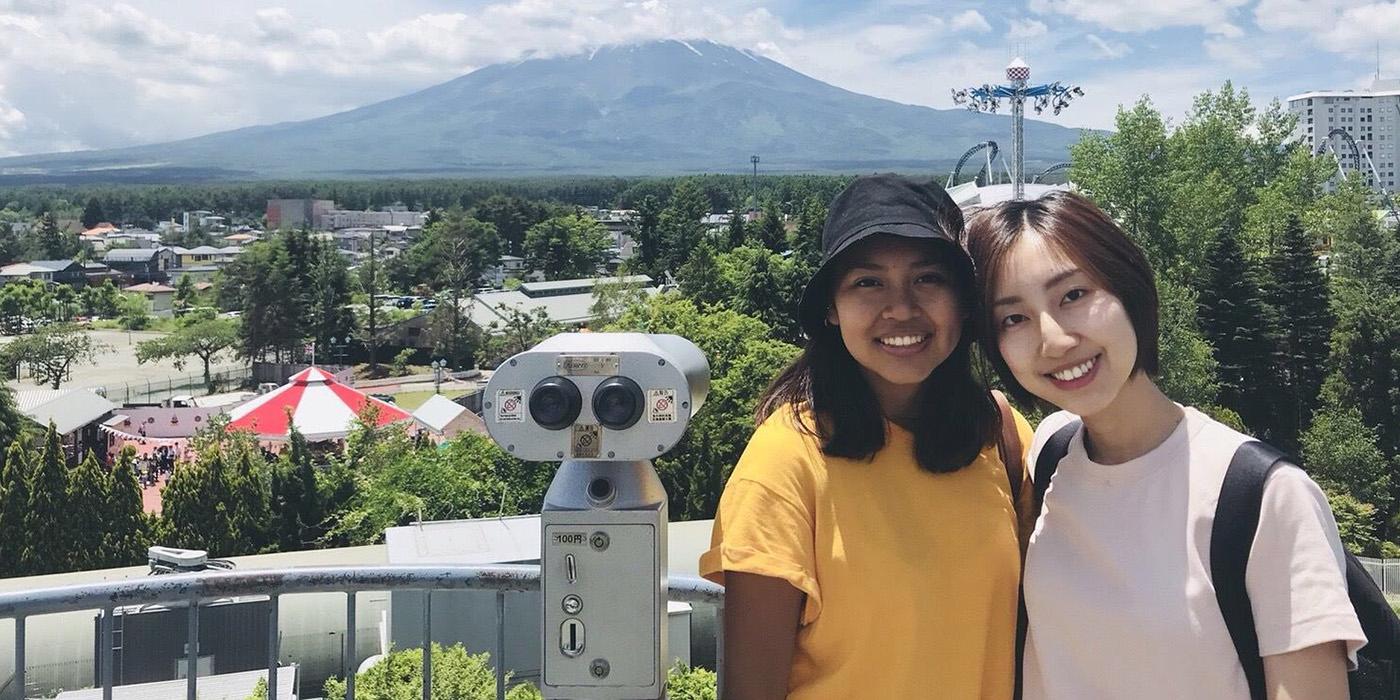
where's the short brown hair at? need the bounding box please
[964,191,1159,407]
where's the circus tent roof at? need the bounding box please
[225,367,409,441]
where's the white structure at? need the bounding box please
[1287,77,1400,192]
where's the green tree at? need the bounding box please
[1319,295,1400,477]
[756,200,785,253]
[0,441,31,575]
[610,293,799,519]
[522,214,611,280]
[589,270,649,328]
[1,323,110,389]
[1264,215,1333,450]
[104,446,149,567]
[1070,97,1173,269]
[116,292,151,330]
[24,425,70,574]
[657,180,710,273]
[791,196,825,268]
[631,195,665,276]
[33,212,77,260]
[65,451,111,571]
[478,307,563,368]
[161,432,240,555]
[1301,404,1392,519]
[80,197,104,229]
[1154,278,1220,408]
[136,317,240,393]
[676,240,726,307]
[1198,226,1281,439]
[726,210,748,250]
[173,274,197,314]
[433,209,500,365]
[81,279,123,318]
[1327,490,1381,556]
[307,245,357,359]
[271,426,323,550]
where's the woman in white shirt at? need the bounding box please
[965,191,1365,700]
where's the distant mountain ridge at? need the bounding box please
[0,40,1087,182]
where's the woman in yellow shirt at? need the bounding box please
[700,175,1033,699]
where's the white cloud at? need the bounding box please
[1029,0,1248,36]
[950,9,991,33]
[1085,33,1130,59]
[1008,18,1048,40]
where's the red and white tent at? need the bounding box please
[226,367,411,441]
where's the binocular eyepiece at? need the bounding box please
[529,376,645,432]
[484,333,709,462]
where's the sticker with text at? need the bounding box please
[497,390,523,423]
[648,388,677,423]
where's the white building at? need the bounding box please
[1287,77,1400,192]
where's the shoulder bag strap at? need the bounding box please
[993,390,1023,504]
[1211,440,1286,700]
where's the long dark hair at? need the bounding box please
[757,240,999,473]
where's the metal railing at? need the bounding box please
[0,565,725,700]
[1357,556,1400,596]
[105,366,252,404]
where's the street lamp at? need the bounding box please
[952,57,1083,200]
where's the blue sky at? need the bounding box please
[0,0,1392,157]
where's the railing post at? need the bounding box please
[267,594,279,700]
[14,617,24,700]
[422,589,432,700]
[186,596,199,700]
[346,592,357,700]
[716,603,725,700]
[495,590,505,700]
[101,606,114,700]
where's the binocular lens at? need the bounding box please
[529,376,581,430]
[592,376,644,430]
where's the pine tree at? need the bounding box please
[737,252,787,334]
[0,441,31,576]
[272,426,322,550]
[630,195,663,277]
[35,212,76,260]
[1198,227,1282,440]
[65,451,111,571]
[726,211,748,250]
[104,447,148,568]
[161,443,238,554]
[677,241,726,307]
[1264,214,1333,451]
[80,197,104,230]
[757,201,786,253]
[24,425,71,574]
[792,197,825,268]
[230,445,273,554]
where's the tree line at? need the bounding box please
[1070,82,1400,555]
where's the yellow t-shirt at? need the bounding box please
[699,405,1034,699]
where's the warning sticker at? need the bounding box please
[648,388,677,423]
[571,424,601,458]
[497,390,524,423]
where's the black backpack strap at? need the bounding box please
[1015,419,1079,700]
[1211,440,1286,700]
[1033,421,1080,505]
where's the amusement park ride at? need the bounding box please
[952,56,1083,199]
[1318,120,1400,220]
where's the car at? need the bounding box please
[370,393,397,404]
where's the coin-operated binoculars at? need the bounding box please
[483,333,709,700]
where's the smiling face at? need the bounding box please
[826,235,965,416]
[991,233,1140,419]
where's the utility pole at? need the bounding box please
[750,154,760,216]
[953,57,1083,200]
[367,229,379,373]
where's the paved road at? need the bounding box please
[1,328,244,398]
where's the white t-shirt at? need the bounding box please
[1023,407,1367,700]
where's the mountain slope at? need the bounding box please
[0,40,1086,180]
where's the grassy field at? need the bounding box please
[390,388,468,411]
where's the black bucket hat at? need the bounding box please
[798,174,969,338]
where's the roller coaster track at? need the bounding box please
[947,141,1002,188]
[1318,126,1398,220]
[1033,162,1072,184]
